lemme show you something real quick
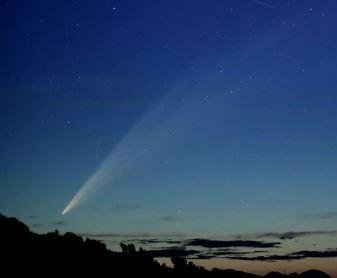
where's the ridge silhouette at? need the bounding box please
[0,214,330,277]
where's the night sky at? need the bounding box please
[1,0,337,275]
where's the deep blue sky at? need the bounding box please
[1,0,337,274]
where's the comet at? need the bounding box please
[62,76,227,215]
[61,90,187,215]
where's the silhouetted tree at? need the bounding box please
[120,242,136,253]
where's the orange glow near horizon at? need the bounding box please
[157,257,337,278]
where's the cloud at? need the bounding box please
[228,254,298,261]
[184,239,280,248]
[144,247,199,258]
[142,246,266,260]
[234,230,337,240]
[51,221,68,226]
[213,249,266,256]
[228,249,337,261]
[122,243,271,260]
[293,250,337,258]
[193,250,268,260]
[131,239,182,245]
